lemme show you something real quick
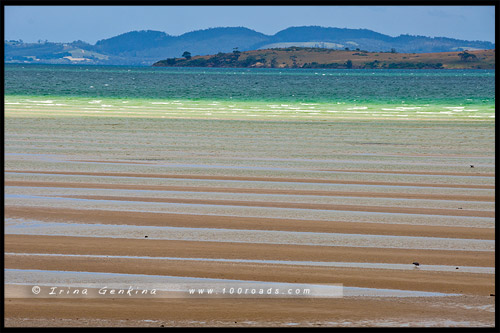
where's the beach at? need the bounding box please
[4,65,495,327]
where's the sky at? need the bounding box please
[4,5,496,44]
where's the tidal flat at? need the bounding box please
[4,66,495,327]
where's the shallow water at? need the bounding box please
[5,219,494,251]
[5,172,495,198]
[6,185,495,211]
[4,66,495,119]
[5,268,461,298]
[5,253,494,274]
[5,194,494,228]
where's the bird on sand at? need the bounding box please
[412,262,420,267]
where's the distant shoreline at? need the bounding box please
[4,63,496,70]
[152,47,495,70]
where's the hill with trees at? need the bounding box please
[153,47,495,69]
[5,26,495,66]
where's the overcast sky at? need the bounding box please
[4,5,496,44]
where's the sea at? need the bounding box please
[4,64,495,120]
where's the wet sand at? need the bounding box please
[5,206,494,239]
[5,296,494,327]
[4,234,494,267]
[4,252,495,294]
[5,169,495,189]
[4,180,496,202]
[4,116,495,327]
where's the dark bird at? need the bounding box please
[470,165,474,168]
[412,262,420,267]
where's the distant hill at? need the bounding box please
[153,48,495,70]
[5,26,495,65]
[94,30,173,55]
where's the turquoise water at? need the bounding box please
[4,64,495,119]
